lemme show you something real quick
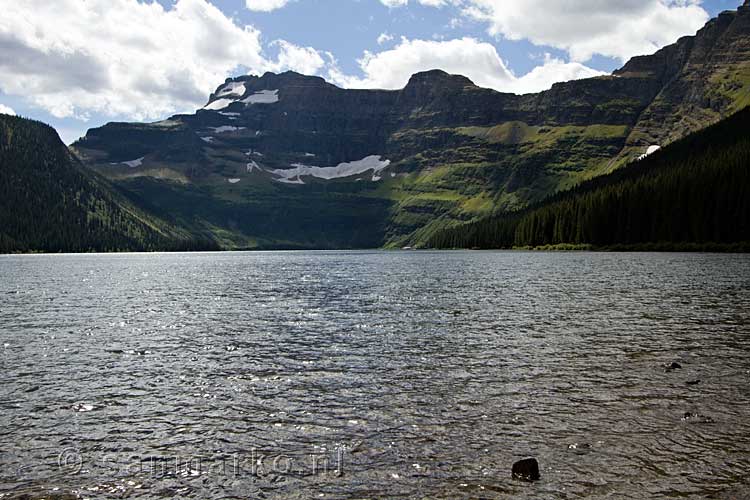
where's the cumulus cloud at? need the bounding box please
[0,104,15,115]
[377,32,395,45]
[511,54,606,94]
[330,38,514,89]
[460,0,709,62]
[245,0,291,12]
[377,0,709,63]
[328,37,604,94]
[0,0,323,121]
[268,40,327,75]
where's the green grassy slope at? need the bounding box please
[427,107,750,251]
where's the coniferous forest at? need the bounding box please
[0,115,217,253]
[428,107,750,251]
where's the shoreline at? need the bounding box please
[2,242,750,256]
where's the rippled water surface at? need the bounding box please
[1,251,750,499]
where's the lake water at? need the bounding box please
[1,251,749,499]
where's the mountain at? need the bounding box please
[72,4,750,249]
[0,114,217,253]
[427,106,750,251]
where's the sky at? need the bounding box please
[0,0,740,144]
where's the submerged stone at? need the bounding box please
[568,443,593,454]
[682,412,714,423]
[512,458,540,481]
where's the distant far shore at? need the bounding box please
[2,242,750,256]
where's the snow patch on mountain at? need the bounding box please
[218,82,246,97]
[201,136,214,143]
[638,145,661,160]
[227,178,241,184]
[243,90,279,105]
[203,98,235,111]
[203,88,277,111]
[270,155,390,183]
[119,157,144,168]
[209,126,246,134]
[246,161,262,172]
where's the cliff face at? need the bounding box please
[72,5,750,249]
[620,6,750,147]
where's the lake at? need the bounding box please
[1,251,749,499]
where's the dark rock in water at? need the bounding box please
[664,361,682,372]
[682,412,715,423]
[568,443,592,449]
[686,379,701,386]
[512,458,540,481]
[568,443,592,454]
[25,385,40,393]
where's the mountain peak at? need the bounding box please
[260,71,328,85]
[205,71,334,107]
[231,71,330,89]
[406,70,476,89]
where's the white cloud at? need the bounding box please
[379,0,451,6]
[377,32,394,45]
[267,40,327,75]
[511,54,605,94]
[377,0,709,63]
[0,0,324,121]
[328,37,604,95]
[245,0,291,11]
[460,0,710,62]
[331,37,514,90]
[0,104,15,115]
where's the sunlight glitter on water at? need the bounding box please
[0,251,749,499]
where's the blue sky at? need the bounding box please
[0,0,738,144]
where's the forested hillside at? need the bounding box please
[428,108,750,251]
[0,115,217,253]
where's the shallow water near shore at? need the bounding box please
[1,250,749,499]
